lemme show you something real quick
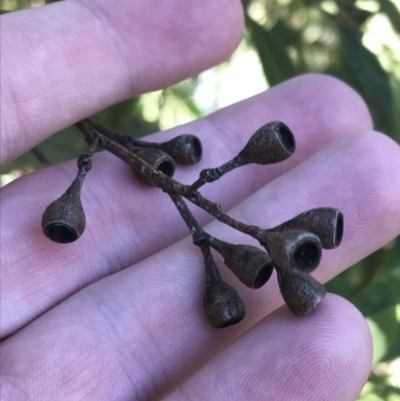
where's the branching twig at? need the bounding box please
[41,117,344,327]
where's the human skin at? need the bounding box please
[1,1,400,400]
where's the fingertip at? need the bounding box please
[270,293,373,401]
[324,130,400,258]
[165,293,372,401]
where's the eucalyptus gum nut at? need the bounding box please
[204,279,246,328]
[259,229,322,274]
[159,134,203,165]
[41,178,86,244]
[88,121,202,166]
[209,237,274,289]
[201,244,246,328]
[238,121,295,165]
[277,269,326,316]
[270,208,344,249]
[194,121,295,186]
[132,148,176,186]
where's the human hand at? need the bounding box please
[1,1,400,400]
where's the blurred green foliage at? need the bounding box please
[1,0,400,398]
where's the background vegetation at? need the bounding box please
[1,0,399,399]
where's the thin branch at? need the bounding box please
[75,120,263,240]
[31,146,51,167]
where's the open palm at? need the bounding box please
[1,1,400,400]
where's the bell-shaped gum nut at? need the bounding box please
[238,121,295,165]
[204,279,246,328]
[202,244,245,328]
[259,229,322,274]
[209,237,274,289]
[132,148,176,186]
[160,134,203,165]
[271,208,344,249]
[277,269,326,316]
[41,179,86,244]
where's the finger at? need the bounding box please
[0,75,372,337]
[0,0,244,163]
[165,295,372,401]
[1,131,398,401]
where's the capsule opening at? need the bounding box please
[157,160,175,177]
[335,213,344,246]
[293,240,321,273]
[191,137,203,162]
[278,124,295,153]
[253,263,274,289]
[45,223,79,244]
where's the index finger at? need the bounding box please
[0,0,244,164]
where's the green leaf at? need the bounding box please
[91,97,159,139]
[379,0,400,34]
[337,22,396,136]
[351,266,400,316]
[382,322,400,361]
[269,20,300,48]
[1,125,87,175]
[246,16,296,86]
[334,0,373,26]
[392,81,400,143]
[366,315,391,364]
[385,384,400,395]
[169,85,203,118]
[363,306,398,364]
[93,98,139,129]
[373,306,397,340]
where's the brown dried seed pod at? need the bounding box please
[204,279,246,328]
[41,176,85,244]
[89,120,202,166]
[238,121,295,165]
[208,237,274,289]
[194,121,295,187]
[202,244,245,328]
[132,148,176,186]
[159,134,203,165]
[258,229,322,274]
[277,269,326,316]
[270,208,344,249]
